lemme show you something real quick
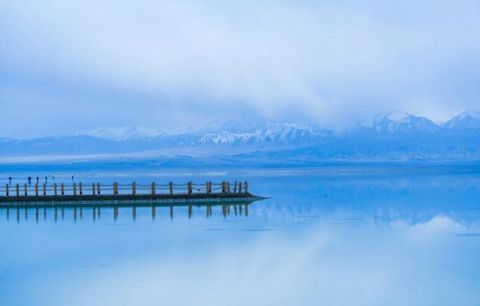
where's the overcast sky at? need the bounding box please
[1,0,479,137]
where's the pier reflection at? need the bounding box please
[1,202,253,224]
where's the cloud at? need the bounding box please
[1,0,480,136]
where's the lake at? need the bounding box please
[1,165,480,306]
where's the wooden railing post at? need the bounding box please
[188,182,192,195]
[2,179,254,201]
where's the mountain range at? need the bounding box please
[1,111,479,163]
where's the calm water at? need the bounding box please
[1,166,480,306]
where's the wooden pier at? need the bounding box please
[0,180,265,206]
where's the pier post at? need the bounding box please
[132,182,136,196]
[221,181,226,193]
[188,182,193,195]
[169,182,173,195]
[113,182,118,195]
[227,182,231,193]
[205,181,210,194]
[244,181,248,193]
[61,183,65,196]
[97,183,101,195]
[238,182,242,193]
[54,183,57,196]
[16,184,19,197]
[73,183,77,196]
[234,181,237,193]
[43,183,46,196]
[6,184,9,197]
[151,182,156,195]
[24,183,28,196]
[92,183,96,195]
[79,183,83,195]
[35,184,38,197]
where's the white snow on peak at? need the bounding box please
[385,111,411,122]
[197,119,262,134]
[454,110,480,120]
[365,111,439,133]
[83,126,165,141]
[443,110,480,129]
[199,122,323,145]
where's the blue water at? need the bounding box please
[1,166,480,306]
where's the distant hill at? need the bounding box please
[442,110,480,129]
[1,111,479,162]
[358,111,440,133]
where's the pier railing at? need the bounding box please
[0,181,249,198]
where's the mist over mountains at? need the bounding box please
[1,111,479,163]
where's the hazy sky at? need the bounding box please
[1,0,479,137]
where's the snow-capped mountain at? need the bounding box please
[1,110,479,161]
[199,123,328,145]
[443,111,480,129]
[195,119,263,134]
[79,121,328,146]
[82,126,166,141]
[361,111,439,133]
